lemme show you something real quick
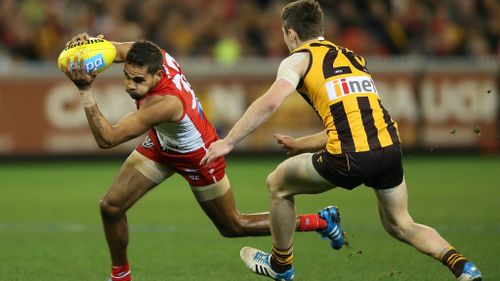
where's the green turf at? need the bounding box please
[0,155,499,281]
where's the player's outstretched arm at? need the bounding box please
[274,130,328,156]
[200,79,296,165]
[201,53,309,165]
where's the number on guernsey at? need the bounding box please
[164,53,199,109]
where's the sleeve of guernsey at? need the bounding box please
[276,52,309,88]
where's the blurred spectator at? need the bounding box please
[0,0,497,63]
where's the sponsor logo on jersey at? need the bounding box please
[325,76,378,101]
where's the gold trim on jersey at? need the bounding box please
[291,39,400,154]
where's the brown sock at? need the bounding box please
[441,248,468,277]
[270,244,293,273]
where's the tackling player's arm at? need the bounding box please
[274,130,328,156]
[200,52,310,165]
[225,79,295,145]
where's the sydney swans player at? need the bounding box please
[62,33,342,281]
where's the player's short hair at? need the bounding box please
[281,0,324,41]
[125,40,163,74]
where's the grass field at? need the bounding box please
[0,155,499,281]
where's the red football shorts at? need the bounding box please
[136,131,226,187]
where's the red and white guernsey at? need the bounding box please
[136,49,217,153]
[135,50,225,186]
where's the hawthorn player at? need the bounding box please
[201,1,482,281]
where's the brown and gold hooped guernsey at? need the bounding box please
[292,39,400,154]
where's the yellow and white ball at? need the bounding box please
[57,37,116,73]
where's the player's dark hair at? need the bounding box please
[281,0,323,41]
[125,40,163,74]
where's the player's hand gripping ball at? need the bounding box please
[57,37,116,73]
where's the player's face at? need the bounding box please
[123,63,158,100]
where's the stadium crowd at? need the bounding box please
[0,0,498,63]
